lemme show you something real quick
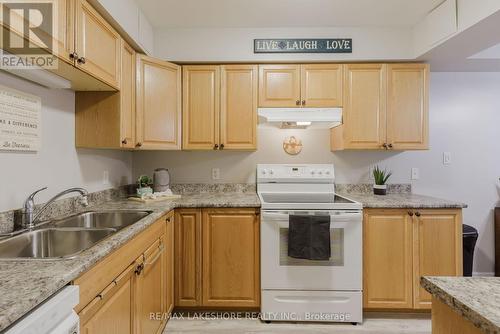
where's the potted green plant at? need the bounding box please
[373,166,392,195]
[136,175,153,197]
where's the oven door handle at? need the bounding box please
[261,211,362,222]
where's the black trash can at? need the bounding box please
[463,224,479,276]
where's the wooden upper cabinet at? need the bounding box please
[56,0,75,64]
[75,40,135,149]
[301,64,343,107]
[119,41,136,149]
[363,209,414,309]
[258,65,301,107]
[387,63,429,150]
[174,209,202,307]
[332,64,386,150]
[182,66,220,150]
[202,209,260,307]
[75,0,121,89]
[220,65,258,150]
[413,209,462,309]
[136,55,181,150]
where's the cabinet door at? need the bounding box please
[136,237,166,334]
[182,66,220,150]
[301,64,342,107]
[80,264,135,334]
[174,209,202,307]
[363,209,413,309]
[339,64,387,150]
[56,0,75,64]
[414,209,462,309]
[136,55,181,150]
[258,65,300,107]
[165,214,175,314]
[202,209,260,307]
[119,41,135,149]
[220,65,258,150]
[75,0,121,88]
[386,64,429,150]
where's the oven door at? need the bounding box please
[261,210,362,291]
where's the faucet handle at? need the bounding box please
[24,187,47,209]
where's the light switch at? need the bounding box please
[411,168,419,180]
[443,152,451,165]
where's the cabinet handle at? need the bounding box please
[135,263,144,275]
[219,143,224,150]
[408,211,414,216]
[301,100,306,106]
[77,57,86,64]
[214,144,219,150]
[121,139,127,145]
[136,142,142,147]
[296,100,300,106]
[415,212,421,217]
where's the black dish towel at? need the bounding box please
[288,215,331,260]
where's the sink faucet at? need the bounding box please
[21,187,89,229]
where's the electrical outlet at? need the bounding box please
[443,152,451,165]
[411,167,419,180]
[212,168,220,180]
[103,170,110,185]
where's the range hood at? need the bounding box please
[258,107,342,129]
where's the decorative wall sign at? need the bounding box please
[0,85,42,151]
[283,136,303,155]
[254,38,352,53]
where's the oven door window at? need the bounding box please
[279,228,344,266]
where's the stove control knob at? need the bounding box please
[325,170,331,175]
[310,170,316,175]
[318,171,323,175]
[262,169,267,175]
[269,169,274,175]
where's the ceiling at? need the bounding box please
[136,0,444,29]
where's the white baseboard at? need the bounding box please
[472,272,495,277]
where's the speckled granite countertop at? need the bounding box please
[338,192,467,209]
[422,277,500,334]
[0,191,260,333]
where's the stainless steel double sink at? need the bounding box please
[0,210,152,259]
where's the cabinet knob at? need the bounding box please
[69,52,77,59]
[121,139,127,145]
[296,100,300,106]
[301,100,306,106]
[214,144,219,150]
[382,143,388,149]
[388,143,393,149]
[219,144,224,150]
[134,263,144,275]
[415,212,421,217]
[136,142,142,147]
[77,57,86,64]
[408,211,414,216]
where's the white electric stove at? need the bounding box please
[258,164,363,324]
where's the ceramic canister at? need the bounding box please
[153,168,170,192]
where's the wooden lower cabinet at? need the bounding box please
[76,212,173,334]
[363,208,462,310]
[175,208,260,308]
[202,209,260,307]
[165,214,175,313]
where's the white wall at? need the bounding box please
[134,72,500,275]
[154,27,413,62]
[0,72,133,212]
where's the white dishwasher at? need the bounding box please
[6,286,79,334]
